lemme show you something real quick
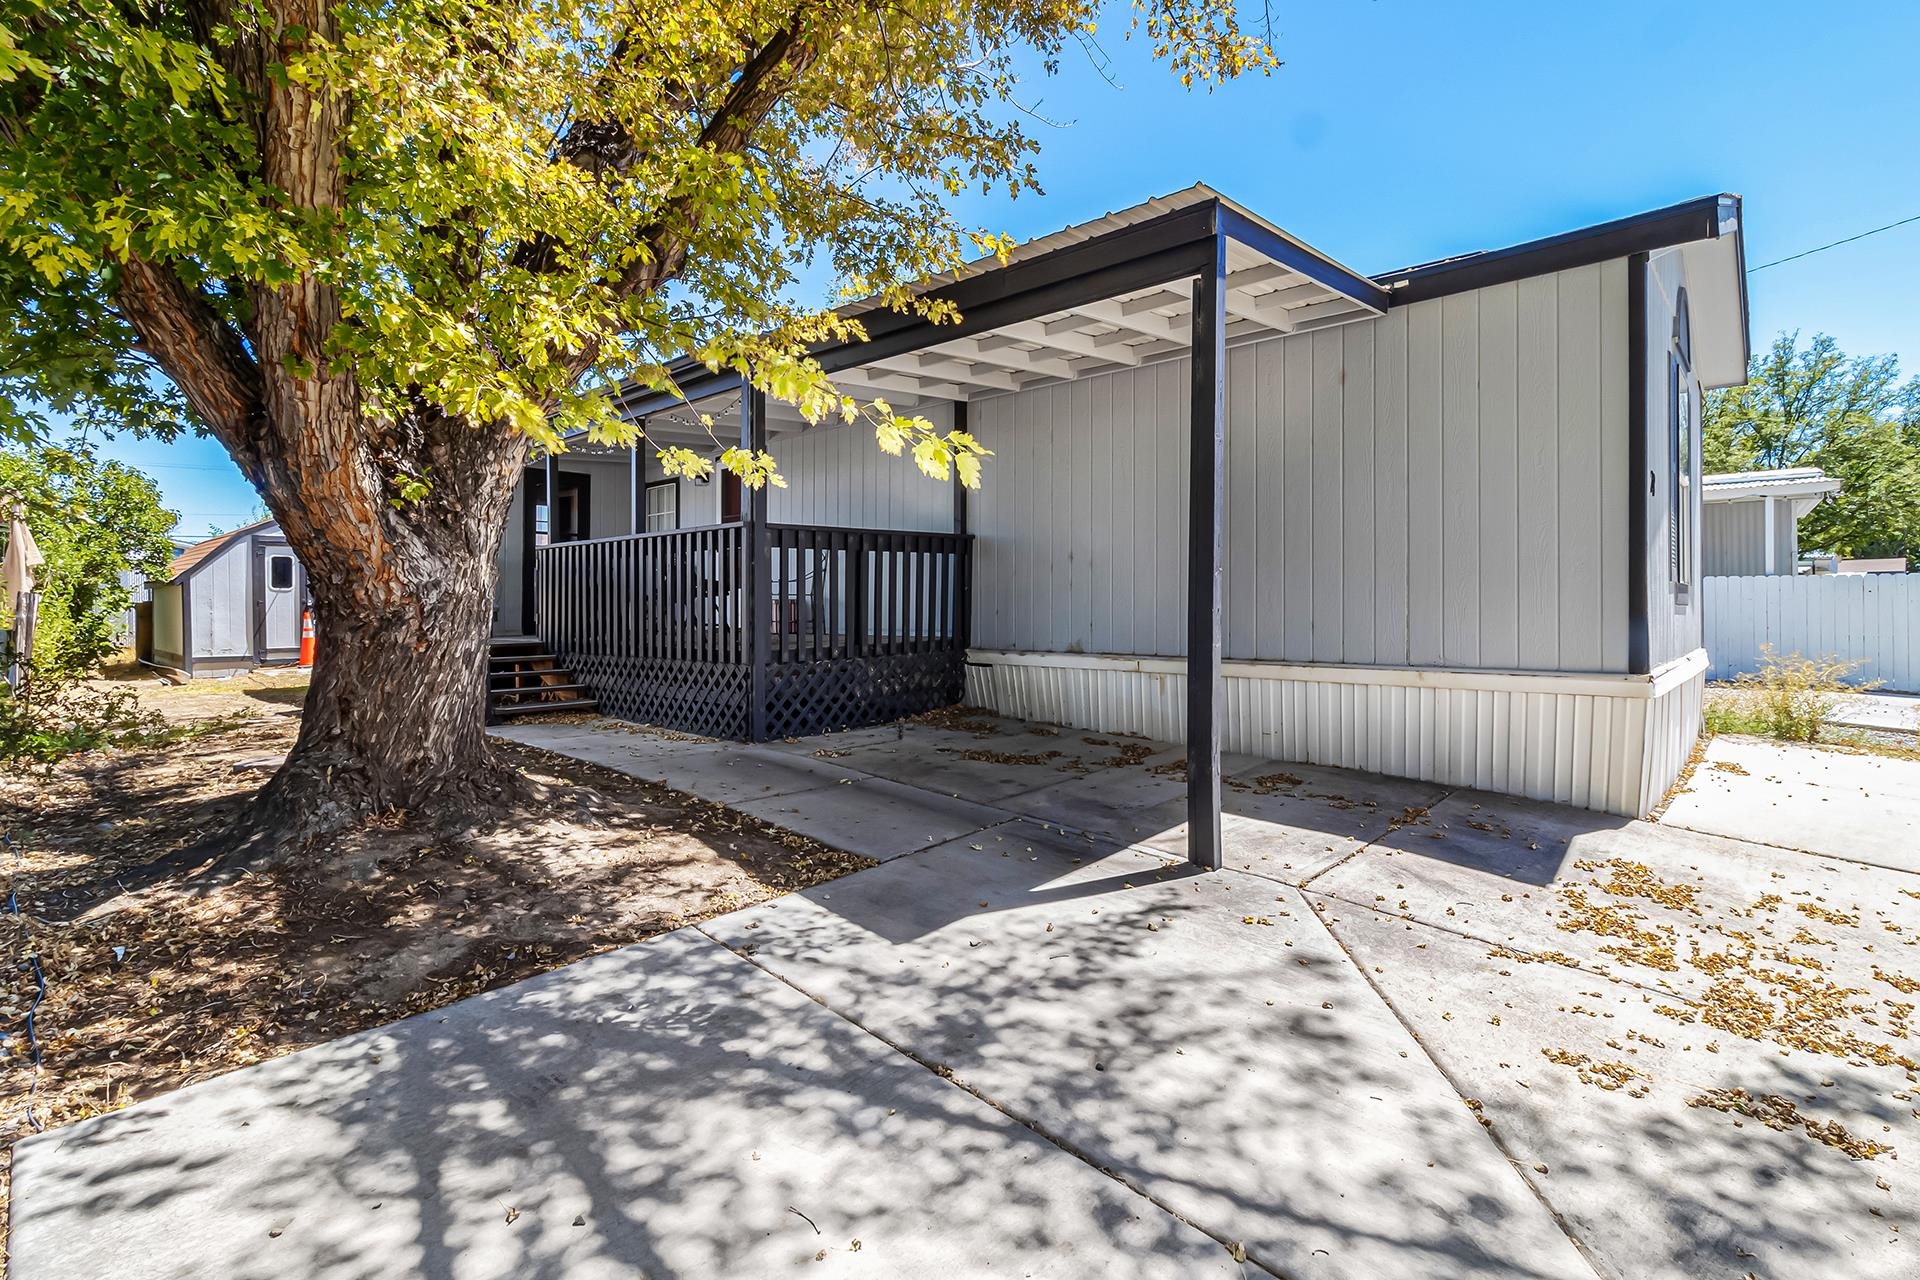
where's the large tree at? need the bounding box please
[0,0,1272,847]
[1706,332,1920,563]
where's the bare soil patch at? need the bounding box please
[2,685,868,1259]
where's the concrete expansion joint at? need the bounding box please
[1300,885,1702,1014]
[1296,787,1462,891]
[1298,888,1611,1280]
[691,922,1290,1278]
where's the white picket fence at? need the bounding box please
[1705,573,1920,692]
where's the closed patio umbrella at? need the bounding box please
[3,500,44,690]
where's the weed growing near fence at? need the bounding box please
[1704,646,1877,743]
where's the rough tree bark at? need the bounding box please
[105,1,824,857]
[246,420,532,842]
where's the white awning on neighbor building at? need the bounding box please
[1703,466,1842,514]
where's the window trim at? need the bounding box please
[1669,287,1695,603]
[268,553,295,592]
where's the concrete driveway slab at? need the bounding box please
[704,837,1595,1280]
[1114,763,1452,882]
[492,719,726,774]
[758,722,922,754]
[826,732,1090,802]
[1662,736,1920,873]
[1308,787,1920,1010]
[1321,899,1917,1280]
[499,721,868,805]
[9,930,1237,1280]
[994,743,1194,831]
[1831,691,1920,735]
[733,775,1011,862]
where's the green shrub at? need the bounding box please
[1705,647,1876,743]
[0,660,169,766]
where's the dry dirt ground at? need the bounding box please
[0,669,867,1261]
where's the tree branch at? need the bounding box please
[558,12,826,383]
[112,254,269,477]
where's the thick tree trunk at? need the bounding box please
[248,509,514,842]
[234,412,533,852]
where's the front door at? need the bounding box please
[253,539,305,661]
[520,468,592,635]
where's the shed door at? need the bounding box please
[255,542,304,658]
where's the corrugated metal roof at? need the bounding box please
[1703,467,1827,486]
[164,517,276,582]
[1701,468,1841,500]
[841,182,1381,314]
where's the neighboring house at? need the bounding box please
[1701,467,1839,575]
[507,186,1748,840]
[143,519,308,677]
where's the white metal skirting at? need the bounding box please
[964,649,1707,817]
[1705,573,1920,693]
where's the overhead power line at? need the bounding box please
[1748,212,1920,273]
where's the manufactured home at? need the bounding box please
[498,187,1748,856]
[143,519,308,677]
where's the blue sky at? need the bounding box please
[102,0,1920,537]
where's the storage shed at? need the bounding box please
[1701,467,1840,575]
[144,519,308,677]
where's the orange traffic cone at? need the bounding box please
[298,609,315,667]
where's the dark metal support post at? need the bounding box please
[1186,233,1226,871]
[629,420,645,534]
[952,400,972,653]
[743,389,771,741]
[952,400,969,536]
[543,449,559,544]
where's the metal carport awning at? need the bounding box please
[608,187,1390,872]
[618,184,1387,423]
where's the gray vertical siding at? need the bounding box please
[767,404,955,532]
[1703,495,1806,577]
[1772,497,1799,572]
[969,259,1633,673]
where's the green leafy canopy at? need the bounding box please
[0,0,1275,487]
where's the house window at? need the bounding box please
[1669,288,1695,597]
[644,480,679,532]
[269,554,294,591]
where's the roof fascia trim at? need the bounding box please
[1373,195,1733,305]
[1215,203,1390,312]
[606,202,1225,425]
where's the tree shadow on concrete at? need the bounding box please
[9,927,1233,1280]
[703,819,1599,1280]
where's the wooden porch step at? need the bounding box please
[484,635,597,723]
[492,682,591,699]
[492,698,598,719]
[488,668,570,684]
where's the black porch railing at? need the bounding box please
[534,521,971,740]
